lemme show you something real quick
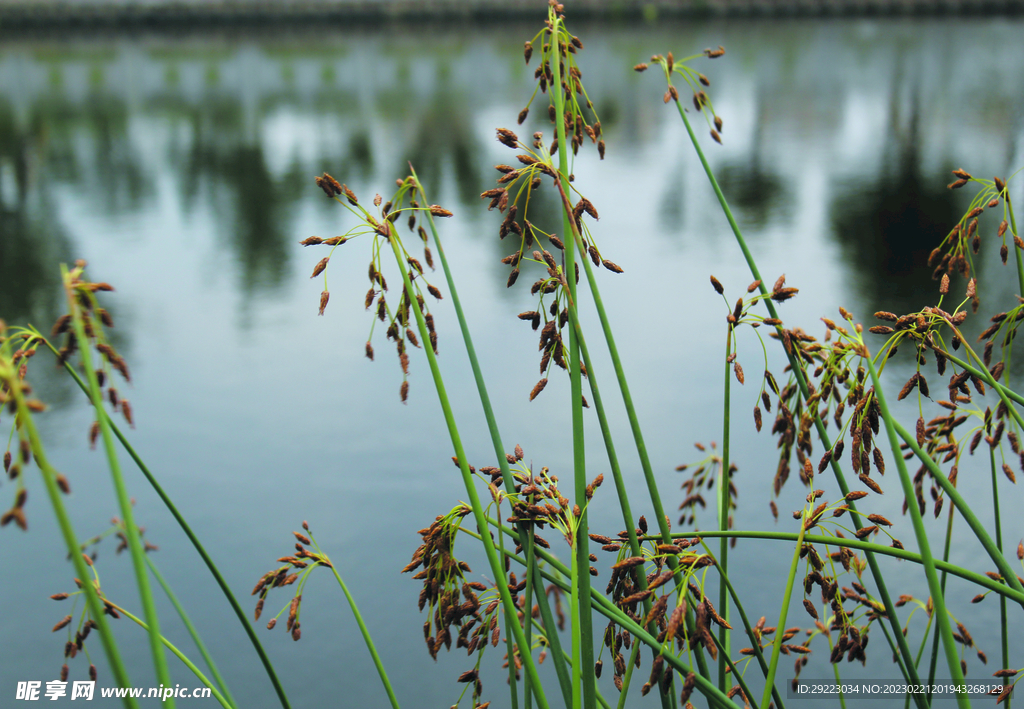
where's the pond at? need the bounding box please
[1,14,1023,708]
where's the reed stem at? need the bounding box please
[759,512,806,709]
[549,17,595,709]
[145,557,237,709]
[718,325,732,690]
[105,602,231,709]
[62,264,173,705]
[385,227,551,709]
[862,347,969,707]
[323,560,401,709]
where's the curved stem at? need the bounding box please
[863,352,969,706]
[760,514,806,709]
[324,563,401,709]
[62,265,173,705]
[892,419,1024,607]
[107,603,231,709]
[146,557,237,709]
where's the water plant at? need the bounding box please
[3,2,1024,708]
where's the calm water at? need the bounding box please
[2,16,1024,708]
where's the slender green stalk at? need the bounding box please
[145,557,237,709]
[497,503,521,709]
[531,564,574,708]
[385,230,551,709]
[892,419,1024,606]
[525,527,535,709]
[989,446,1010,704]
[718,326,732,690]
[570,538,582,709]
[760,514,806,709]
[553,178,712,688]
[62,265,173,705]
[549,17,595,709]
[939,349,1024,408]
[323,563,401,709]
[905,614,935,709]
[412,171,567,707]
[667,93,927,704]
[37,332,292,709]
[565,276,671,709]
[863,351,969,707]
[107,603,231,709]
[926,486,957,699]
[614,639,640,709]
[5,377,138,709]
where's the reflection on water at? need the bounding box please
[1,17,1024,708]
[830,91,962,316]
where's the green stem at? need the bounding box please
[412,170,569,708]
[989,444,1010,705]
[614,639,641,709]
[145,557,237,709]
[324,563,401,709]
[549,18,595,709]
[5,379,138,709]
[553,177,712,688]
[62,265,173,705]
[532,565,574,708]
[668,93,927,706]
[719,325,732,690]
[940,349,1024,409]
[109,603,231,709]
[499,500,521,709]
[564,270,671,709]
[926,487,957,700]
[863,351,970,707]
[524,526,535,709]
[386,230,551,709]
[570,540,582,709]
[38,332,292,709]
[760,513,806,709]
[892,419,1024,607]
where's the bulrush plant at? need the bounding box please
[6,3,1024,709]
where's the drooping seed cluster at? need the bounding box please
[305,173,452,402]
[930,170,1017,311]
[252,521,334,642]
[590,523,719,698]
[639,47,726,145]
[675,441,737,532]
[402,506,500,707]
